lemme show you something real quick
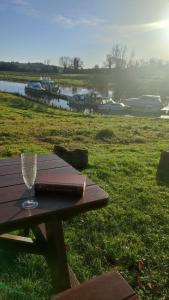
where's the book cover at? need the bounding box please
[35,172,86,196]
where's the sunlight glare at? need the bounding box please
[158,20,169,29]
[146,20,169,31]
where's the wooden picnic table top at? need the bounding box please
[0,154,108,234]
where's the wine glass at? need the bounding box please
[21,153,38,209]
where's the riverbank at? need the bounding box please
[1,92,169,299]
[0,71,90,87]
[0,80,94,110]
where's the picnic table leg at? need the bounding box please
[23,227,30,236]
[19,226,30,237]
[45,219,71,294]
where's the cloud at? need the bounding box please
[51,14,104,28]
[95,19,169,44]
[1,0,40,17]
[51,13,169,41]
[10,0,28,6]
[2,0,29,8]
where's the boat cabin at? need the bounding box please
[98,100,129,114]
[26,81,44,91]
[123,95,162,114]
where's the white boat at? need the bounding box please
[25,78,59,94]
[98,100,130,114]
[123,95,162,114]
[40,77,59,92]
[25,80,45,91]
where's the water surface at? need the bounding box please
[0,80,92,110]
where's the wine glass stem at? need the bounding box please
[29,187,33,202]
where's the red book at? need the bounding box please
[35,172,86,196]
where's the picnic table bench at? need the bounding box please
[0,154,108,295]
[52,272,140,300]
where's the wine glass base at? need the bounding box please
[22,200,38,209]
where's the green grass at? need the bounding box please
[0,72,39,83]
[0,72,89,87]
[0,92,169,299]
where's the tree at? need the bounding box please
[105,54,113,69]
[94,64,99,69]
[104,44,137,101]
[72,57,84,70]
[105,44,128,69]
[44,59,50,65]
[127,50,135,68]
[59,56,71,70]
[111,44,127,69]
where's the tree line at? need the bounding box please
[0,44,169,73]
[0,57,84,73]
[0,61,59,73]
[1,44,169,101]
[59,56,83,71]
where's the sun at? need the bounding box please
[158,20,169,29]
[147,20,169,31]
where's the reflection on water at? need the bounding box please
[0,80,91,97]
[0,80,93,110]
[0,80,25,94]
[2,80,166,118]
[42,97,70,110]
[59,86,90,96]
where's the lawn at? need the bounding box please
[0,72,90,87]
[0,92,169,299]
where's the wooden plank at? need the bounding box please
[68,266,80,287]
[0,167,94,204]
[0,164,73,189]
[38,223,47,239]
[0,184,28,203]
[31,223,47,242]
[0,154,60,167]
[0,233,45,255]
[0,185,108,233]
[52,272,136,300]
[126,295,140,300]
[0,158,68,177]
[45,219,71,294]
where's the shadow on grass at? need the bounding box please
[85,164,96,170]
[8,99,34,110]
[0,250,29,300]
[0,249,51,300]
[156,169,169,187]
[156,157,169,187]
[156,151,169,187]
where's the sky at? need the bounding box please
[1,0,169,67]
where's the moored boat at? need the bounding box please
[25,77,60,95]
[98,100,130,114]
[25,80,45,93]
[40,77,59,93]
[123,95,162,115]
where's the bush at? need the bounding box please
[96,129,115,140]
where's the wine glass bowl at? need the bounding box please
[21,153,38,209]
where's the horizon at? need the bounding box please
[1,0,169,67]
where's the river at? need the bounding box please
[0,80,166,118]
[0,80,97,110]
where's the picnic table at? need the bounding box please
[0,154,108,295]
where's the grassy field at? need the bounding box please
[0,92,169,299]
[0,71,90,87]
